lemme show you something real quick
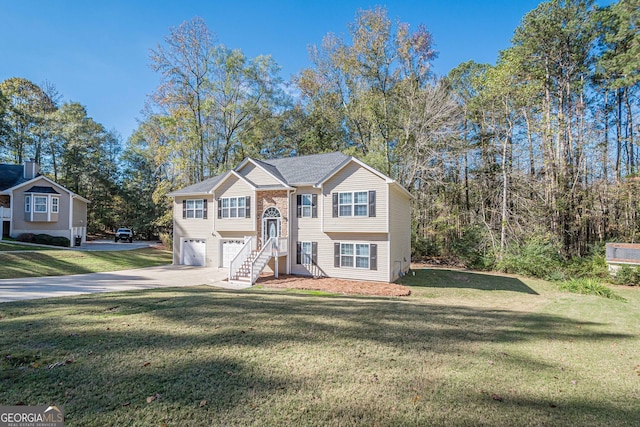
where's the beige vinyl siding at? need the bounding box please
[172,195,215,265]
[322,161,388,233]
[291,185,390,282]
[238,162,282,186]
[290,186,324,276]
[215,176,255,232]
[12,178,70,233]
[319,233,389,281]
[72,198,87,227]
[388,184,412,281]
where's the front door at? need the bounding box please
[264,218,279,243]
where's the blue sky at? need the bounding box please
[0,0,603,142]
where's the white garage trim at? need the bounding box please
[181,238,207,266]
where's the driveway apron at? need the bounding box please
[0,265,246,303]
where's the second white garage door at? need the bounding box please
[182,239,206,266]
[222,240,245,268]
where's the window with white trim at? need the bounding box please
[340,243,370,269]
[301,194,312,217]
[34,196,47,213]
[338,191,368,217]
[221,196,246,218]
[186,199,205,219]
[301,241,312,265]
[51,197,59,213]
[25,195,31,213]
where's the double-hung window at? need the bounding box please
[339,192,352,216]
[355,244,370,268]
[297,194,317,218]
[338,191,368,217]
[34,196,47,213]
[183,199,206,219]
[301,242,312,265]
[340,243,355,267]
[340,243,369,268]
[51,197,59,213]
[25,195,31,213]
[301,195,312,217]
[336,242,376,270]
[353,192,368,216]
[296,241,317,265]
[220,197,246,218]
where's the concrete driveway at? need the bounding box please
[76,239,157,251]
[0,265,248,303]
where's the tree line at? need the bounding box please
[1,0,638,268]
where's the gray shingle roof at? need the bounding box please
[170,152,354,196]
[24,185,60,194]
[168,173,226,196]
[0,164,28,192]
[261,152,350,185]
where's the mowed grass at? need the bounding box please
[0,269,638,426]
[0,248,172,279]
[0,241,55,252]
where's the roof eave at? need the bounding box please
[167,191,213,197]
[238,158,290,187]
[4,175,91,202]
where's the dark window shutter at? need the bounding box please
[370,244,377,270]
[296,242,302,264]
[312,242,318,265]
[182,200,186,219]
[245,196,251,218]
[217,198,222,219]
[203,199,208,219]
[369,190,376,217]
[334,243,340,267]
[312,194,318,218]
[332,193,338,217]
[296,195,302,218]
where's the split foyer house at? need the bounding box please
[169,152,412,284]
[0,160,89,246]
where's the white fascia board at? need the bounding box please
[8,175,91,203]
[256,185,295,191]
[389,181,414,200]
[167,192,212,198]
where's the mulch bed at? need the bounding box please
[255,274,411,297]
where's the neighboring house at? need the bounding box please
[0,160,89,246]
[168,152,412,284]
[606,243,640,274]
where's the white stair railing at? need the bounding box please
[249,237,276,283]
[228,237,253,282]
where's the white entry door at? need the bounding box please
[182,239,206,266]
[222,240,245,268]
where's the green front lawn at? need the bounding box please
[1,269,638,426]
[0,241,55,252]
[0,248,172,279]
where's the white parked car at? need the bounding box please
[115,228,134,243]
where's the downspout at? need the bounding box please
[387,184,391,282]
[69,195,74,246]
[288,188,296,275]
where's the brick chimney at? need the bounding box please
[24,159,40,179]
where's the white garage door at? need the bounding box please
[222,240,245,268]
[182,239,206,266]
